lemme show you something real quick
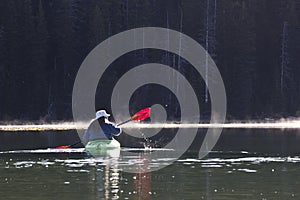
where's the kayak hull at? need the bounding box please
[85,139,121,157]
[85,139,120,150]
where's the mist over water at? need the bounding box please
[1,120,300,131]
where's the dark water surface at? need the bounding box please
[0,149,299,200]
[1,128,300,200]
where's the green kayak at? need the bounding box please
[85,139,120,154]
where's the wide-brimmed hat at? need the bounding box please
[95,110,110,119]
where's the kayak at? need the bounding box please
[85,139,120,150]
[85,139,121,157]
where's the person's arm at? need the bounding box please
[105,123,122,136]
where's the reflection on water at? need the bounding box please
[89,163,120,199]
[0,148,300,199]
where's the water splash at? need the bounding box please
[140,132,152,149]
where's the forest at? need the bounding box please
[0,0,299,121]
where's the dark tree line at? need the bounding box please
[0,0,299,121]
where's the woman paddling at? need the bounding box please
[82,110,122,146]
[56,108,150,149]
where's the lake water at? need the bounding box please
[0,146,299,200]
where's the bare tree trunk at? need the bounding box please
[281,21,289,93]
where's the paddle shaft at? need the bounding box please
[117,119,132,126]
[68,141,82,148]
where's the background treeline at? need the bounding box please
[0,0,299,121]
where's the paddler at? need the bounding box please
[82,110,121,145]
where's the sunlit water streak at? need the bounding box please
[0,148,173,154]
[1,145,300,169]
[3,151,300,170]
[1,150,299,199]
[0,148,86,154]
[177,156,300,164]
[0,120,300,131]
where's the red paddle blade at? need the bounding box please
[56,145,70,149]
[131,107,151,121]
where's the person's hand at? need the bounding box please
[104,118,110,123]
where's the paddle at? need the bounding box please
[55,107,151,149]
[117,107,151,126]
[56,141,82,149]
